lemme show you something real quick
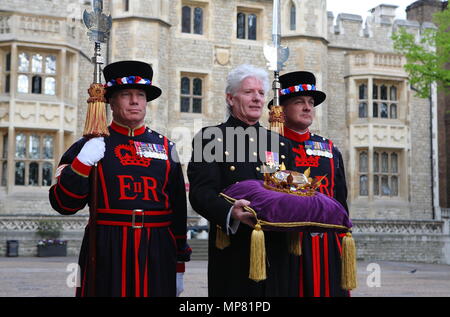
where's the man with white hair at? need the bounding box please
[188,64,294,296]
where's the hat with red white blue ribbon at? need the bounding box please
[268,71,326,108]
[103,60,162,101]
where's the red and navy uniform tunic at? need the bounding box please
[49,121,191,297]
[284,127,350,297]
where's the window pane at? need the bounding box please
[193,98,202,113]
[359,175,368,196]
[2,134,7,159]
[391,176,398,196]
[1,161,7,186]
[373,175,379,196]
[380,85,387,100]
[42,162,52,186]
[29,135,40,159]
[44,77,56,95]
[373,152,379,172]
[373,84,378,99]
[43,136,54,159]
[32,75,42,94]
[15,161,25,185]
[381,175,390,196]
[6,52,11,71]
[237,13,246,39]
[180,97,190,112]
[380,102,388,118]
[390,104,397,119]
[248,14,257,40]
[29,162,39,186]
[181,77,190,95]
[359,151,368,173]
[373,102,378,117]
[18,52,29,72]
[358,102,367,118]
[381,152,388,173]
[194,7,203,35]
[17,75,29,93]
[390,86,397,100]
[32,54,43,73]
[45,56,56,74]
[15,133,26,158]
[359,84,367,99]
[290,3,296,31]
[5,74,10,93]
[193,78,202,96]
[182,6,191,33]
[391,153,398,173]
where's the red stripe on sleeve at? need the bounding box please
[57,180,88,199]
[71,157,92,177]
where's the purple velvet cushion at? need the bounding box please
[222,179,352,232]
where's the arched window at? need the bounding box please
[359,102,367,118]
[194,8,203,35]
[180,75,204,113]
[32,75,42,94]
[359,151,368,173]
[42,162,53,186]
[359,84,367,99]
[15,161,25,185]
[29,162,39,186]
[237,13,246,39]
[182,5,204,35]
[390,86,397,100]
[182,6,191,33]
[390,103,397,119]
[359,175,368,196]
[290,2,296,31]
[248,14,257,40]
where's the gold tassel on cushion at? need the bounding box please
[215,225,230,250]
[288,231,302,256]
[83,83,110,138]
[249,223,266,282]
[341,232,357,290]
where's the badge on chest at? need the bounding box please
[134,141,168,160]
[304,141,333,158]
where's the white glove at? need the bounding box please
[176,272,184,297]
[77,137,105,166]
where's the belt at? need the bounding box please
[96,208,172,229]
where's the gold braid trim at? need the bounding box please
[219,193,350,231]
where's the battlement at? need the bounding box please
[328,3,437,51]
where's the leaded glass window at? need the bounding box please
[180,75,203,113]
[290,2,296,31]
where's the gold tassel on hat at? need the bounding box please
[83,83,110,138]
[215,225,230,250]
[341,232,357,290]
[249,223,266,282]
[288,232,302,256]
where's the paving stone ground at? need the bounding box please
[0,257,449,297]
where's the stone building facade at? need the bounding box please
[0,0,449,264]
